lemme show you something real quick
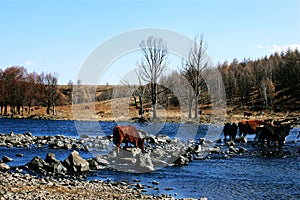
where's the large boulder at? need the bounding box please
[63,150,89,173]
[45,152,67,174]
[26,156,48,171]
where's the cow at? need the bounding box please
[223,122,238,141]
[113,125,145,153]
[238,120,264,139]
[257,124,292,152]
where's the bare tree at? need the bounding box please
[38,72,59,115]
[182,34,208,121]
[121,69,147,118]
[138,36,168,119]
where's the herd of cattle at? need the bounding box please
[224,119,295,152]
[112,119,298,155]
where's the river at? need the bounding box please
[0,118,299,199]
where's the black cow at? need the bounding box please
[223,122,238,141]
[257,124,292,152]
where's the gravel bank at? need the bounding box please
[0,171,185,200]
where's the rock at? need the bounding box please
[210,147,220,154]
[63,150,89,173]
[24,131,33,137]
[87,159,99,170]
[94,156,110,166]
[0,163,10,171]
[229,146,238,153]
[216,138,222,143]
[156,134,171,144]
[45,152,58,163]
[80,134,90,138]
[64,143,73,150]
[44,152,67,174]
[152,180,159,185]
[239,147,248,153]
[226,140,236,147]
[194,144,202,153]
[136,153,154,172]
[174,155,189,166]
[235,136,247,143]
[26,156,48,171]
[51,161,67,174]
[135,183,144,189]
[15,153,24,157]
[15,167,22,173]
[2,156,13,162]
[114,157,136,165]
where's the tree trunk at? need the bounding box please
[138,95,144,118]
[194,94,199,121]
[188,87,193,119]
[52,103,55,115]
[46,101,51,115]
[152,83,157,119]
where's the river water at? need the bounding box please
[0,118,299,199]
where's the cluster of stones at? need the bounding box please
[0,171,195,200]
[0,131,255,174]
[0,132,89,151]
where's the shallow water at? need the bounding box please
[0,118,299,199]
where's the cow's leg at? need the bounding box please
[254,131,260,141]
[278,140,283,152]
[260,138,265,151]
[117,144,121,153]
[224,134,227,141]
[267,139,271,150]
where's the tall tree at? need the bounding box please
[182,34,208,121]
[24,72,39,114]
[138,36,168,119]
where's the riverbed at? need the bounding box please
[0,118,299,199]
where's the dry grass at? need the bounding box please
[6,98,299,125]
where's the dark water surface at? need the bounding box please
[0,118,299,199]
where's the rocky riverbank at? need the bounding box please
[0,171,192,200]
[0,129,299,199]
[1,130,300,174]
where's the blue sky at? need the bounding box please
[0,0,299,84]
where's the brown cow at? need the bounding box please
[238,120,264,139]
[113,125,145,153]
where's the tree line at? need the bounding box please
[1,38,299,119]
[128,36,300,120]
[0,66,62,116]
[218,49,300,111]
[157,49,300,117]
